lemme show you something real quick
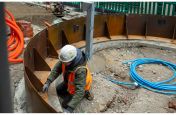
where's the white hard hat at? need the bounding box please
[59,45,77,63]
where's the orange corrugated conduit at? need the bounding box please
[5,9,24,63]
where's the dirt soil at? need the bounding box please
[5,2,52,18]
[91,46,176,113]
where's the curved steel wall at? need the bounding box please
[24,14,176,112]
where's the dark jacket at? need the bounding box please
[47,49,87,109]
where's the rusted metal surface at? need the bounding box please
[24,29,48,71]
[60,18,86,43]
[94,15,108,38]
[33,48,51,71]
[146,15,176,39]
[126,14,147,36]
[106,14,125,36]
[24,14,176,113]
[173,24,176,39]
[48,17,86,50]
[24,71,57,113]
[47,39,58,58]
[47,25,60,50]
[25,67,43,92]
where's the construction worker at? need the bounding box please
[42,45,93,113]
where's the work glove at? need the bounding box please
[42,80,51,93]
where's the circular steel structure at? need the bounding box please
[24,14,176,112]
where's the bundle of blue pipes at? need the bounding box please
[106,58,176,95]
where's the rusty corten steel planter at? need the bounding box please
[24,14,176,112]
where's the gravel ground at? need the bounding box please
[5,2,52,19]
[92,46,176,113]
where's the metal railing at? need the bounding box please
[64,2,176,16]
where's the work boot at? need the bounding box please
[84,91,94,101]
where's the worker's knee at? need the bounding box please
[56,82,68,95]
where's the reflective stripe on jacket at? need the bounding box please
[62,64,92,95]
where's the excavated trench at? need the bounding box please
[6,3,176,112]
[23,14,176,113]
[72,40,176,113]
[89,41,176,113]
[21,40,176,113]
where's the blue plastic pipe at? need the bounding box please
[107,58,176,95]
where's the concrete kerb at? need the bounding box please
[81,39,176,53]
[14,77,27,112]
[80,39,176,72]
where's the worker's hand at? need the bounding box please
[42,82,50,93]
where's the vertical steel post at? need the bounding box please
[0,3,13,112]
[83,2,95,60]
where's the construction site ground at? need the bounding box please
[5,2,176,113]
[90,46,176,113]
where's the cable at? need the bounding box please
[5,9,24,63]
[107,58,176,95]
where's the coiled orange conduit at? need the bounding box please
[5,9,24,63]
